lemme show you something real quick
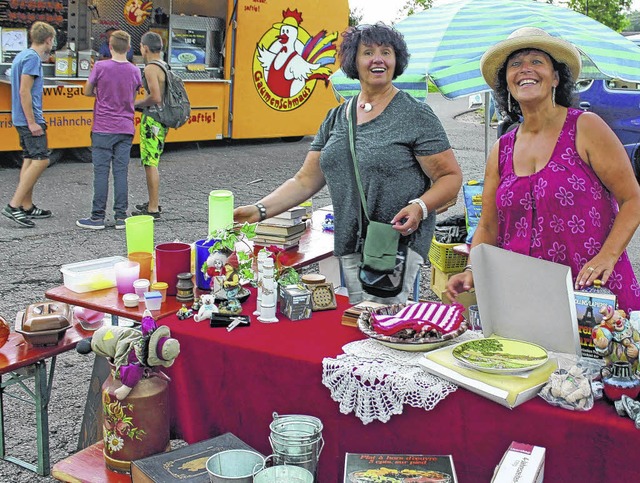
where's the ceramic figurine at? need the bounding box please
[254,250,269,316]
[593,306,640,373]
[322,213,334,232]
[204,249,230,296]
[194,293,219,322]
[191,296,202,312]
[258,257,279,323]
[219,252,242,314]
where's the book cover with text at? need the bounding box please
[574,290,617,359]
[344,453,458,483]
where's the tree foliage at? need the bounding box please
[565,0,632,32]
[400,0,434,18]
[349,7,364,27]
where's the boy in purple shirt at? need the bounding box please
[77,30,142,230]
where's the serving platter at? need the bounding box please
[357,303,468,352]
[452,338,549,375]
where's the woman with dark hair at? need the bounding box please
[446,27,640,313]
[235,23,462,304]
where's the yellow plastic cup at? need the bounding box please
[125,215,154,254]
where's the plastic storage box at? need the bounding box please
[60,256,127,293]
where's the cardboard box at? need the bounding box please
[279,284,312,320]
[420,244,581,409]
[428,265,477,319]
[491,442,545,483]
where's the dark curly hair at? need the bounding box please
[338,23,410,80]
[493,49,575,123]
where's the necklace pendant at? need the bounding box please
[361,102,372,113]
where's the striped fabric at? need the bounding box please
[330,0,640,100]
[371,302,465,336]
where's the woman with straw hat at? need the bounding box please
[446,27,640,313]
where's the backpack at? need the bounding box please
[144,60,191,129]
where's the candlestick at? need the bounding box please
[253,250,268,316]
[258,257,279,323]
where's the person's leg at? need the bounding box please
[112,134,133,221]
[90,133,112,220]
[136,115,166,215]
[9,125,50,210]
[145,165,160,212]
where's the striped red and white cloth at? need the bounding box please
[371,302,465,336]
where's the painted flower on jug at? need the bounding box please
[102,392,146,454]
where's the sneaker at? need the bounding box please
[2,204,35,228]
[115,219,126,230]
[135,202,162,213]
[22,204,52,219]
[131,206,161,219]
[76,217,105,230]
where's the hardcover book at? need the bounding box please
[131,433,257,483]
[255,221,307,237]
[573,290,616,359]
[272,206,307,219]
[261,215,304,227]
[341,300,387,327]
[343,453,458,483]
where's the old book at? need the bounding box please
[341,300,386,327]
[574,290,616,360]
[262,215,304,227]
[272,206,307,219]
[343,453,458,483]
[255,221,307,237]
[131,432,257,483]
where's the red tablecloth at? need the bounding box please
[162,293,640,482]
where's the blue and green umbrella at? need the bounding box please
[331,0,640,100]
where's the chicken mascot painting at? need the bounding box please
[254,8,338,110]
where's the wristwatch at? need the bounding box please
[408,198,429,220]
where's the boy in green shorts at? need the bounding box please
[132,31,168,219]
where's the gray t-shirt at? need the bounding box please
[310,90,451,259]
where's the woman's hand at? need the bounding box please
[233,205,260,224]
[575,254,617,289]
[391,203,422,236]
[445,271,474,300]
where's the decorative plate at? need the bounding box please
[358,303,468,352]
[452,338,549,374]
[309,282,337,311]
[348,469,452,482]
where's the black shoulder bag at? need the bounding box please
[347,96,408,298]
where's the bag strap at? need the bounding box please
[346,94,371,224]
[147,60,170,98]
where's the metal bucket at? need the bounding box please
[206,450,265,483]
[253,464,314,483]
[268,413,323,480]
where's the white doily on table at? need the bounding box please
[322,333,479,425]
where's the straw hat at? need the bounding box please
[480,27,581,89]
[148,325,180,367]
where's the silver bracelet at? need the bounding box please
[463,264,473,272]
[408,198,429,220]
[254,202,267,221]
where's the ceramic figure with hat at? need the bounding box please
[593,306,640,373]
[446,26,640,316]
[219,252,242,314]
[77,310,180,400]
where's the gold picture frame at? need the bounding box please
[309,282,337,311]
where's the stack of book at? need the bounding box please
[254,206,307,250]
[341,300,386,327]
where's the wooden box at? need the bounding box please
[429,265,476,319]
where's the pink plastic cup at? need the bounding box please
[114,261,140,295]
[155,242,191,296]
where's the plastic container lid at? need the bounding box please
[144,291,162,300]
[151,282,168,290]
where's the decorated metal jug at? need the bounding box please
[102,365,170,473]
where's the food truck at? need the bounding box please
[0,0,348,164]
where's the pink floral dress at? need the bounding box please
[496,108,640,313]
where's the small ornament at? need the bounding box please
[176,304,193,320]
[592,306,640,373]
[258,257,279,323]
[176,272,194,302]
[219,252,242,314]
[194,294,218,322]
[359,102,372,112]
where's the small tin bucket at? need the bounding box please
[253,464,314,483]
[206,449,265,483]
[269,413,323,480]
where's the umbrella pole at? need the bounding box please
[484,91,491,162]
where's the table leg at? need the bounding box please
[77,356,110,450]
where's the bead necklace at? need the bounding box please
[358,87,397,113]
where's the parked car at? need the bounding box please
[575,78,640,182]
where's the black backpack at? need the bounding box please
[144,60,191,129]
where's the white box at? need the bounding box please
[419,244,581,408]
[492,442,545,483]
[60,256,127,293]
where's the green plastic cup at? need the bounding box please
[125,215,154,254]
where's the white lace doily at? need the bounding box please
[322,338,464,424]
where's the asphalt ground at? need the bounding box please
[0,94,639,482]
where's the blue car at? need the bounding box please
[575,78,640,181]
